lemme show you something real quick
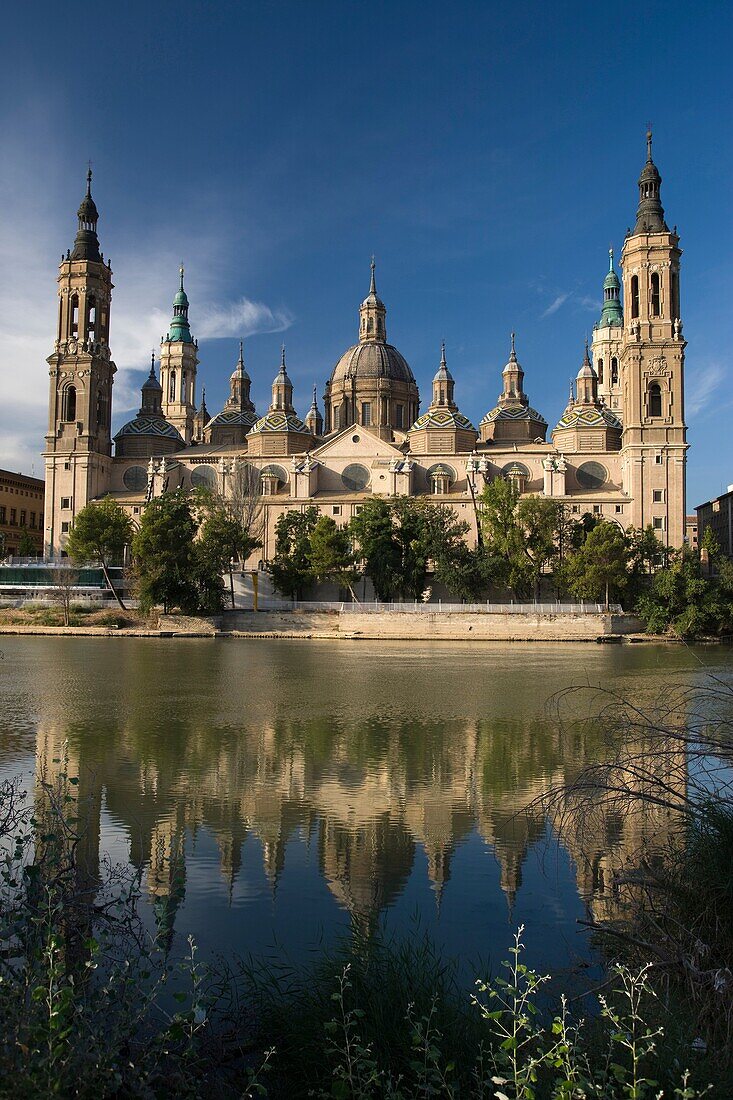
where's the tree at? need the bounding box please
[479,480,559,598]
[516,496,560,599]
[636,551,733,639]
[348,499,402,601]
[131,491,198,614]
[66,497,133,610]
[196,493,260,609]
[561,521,630,610]
[268,507,319,600]
[229,462,265,557]
[307,516,360,599]
[17,528,37,558]
[48,564,80,626]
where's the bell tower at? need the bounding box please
[620,131,687,548]
[159,267,198,443]
[44,170,116,555]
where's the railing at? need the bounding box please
[248,600,623,614]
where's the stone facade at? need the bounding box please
[0,469,45,556]
[44,135,688,559]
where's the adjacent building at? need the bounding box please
[0,469,45,557]
[44,134,688,559]
[696,486,733,560]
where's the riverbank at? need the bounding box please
[0,607,658,641]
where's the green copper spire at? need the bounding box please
[597,248,623,328]
[167,265,194,343]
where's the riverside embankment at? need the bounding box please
[0,608,648,641]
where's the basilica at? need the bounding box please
[43,133,688,560]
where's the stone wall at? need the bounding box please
[221,608,644,641]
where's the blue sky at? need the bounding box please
[0,0,730,508]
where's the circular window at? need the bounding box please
[352,434,360,443]
[122,465,147,492]
[341,463,370,491]
[261,464,288,486]
[191,464,218,490]
[576,461,607,490]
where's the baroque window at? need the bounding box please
[631,276,639,319]
[648,382,662,418]
[651,272,661,317]
[62,385,77,422]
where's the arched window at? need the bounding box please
[62,385,77,422]
[631,276,639,319]
[611,357,619,385]
[181,372,187,404]
[367,317,373,333]
[597,359,604,384]
[651,272,660,317]
[648,382,662,418]
[96,390,105,429]
[169,370,176,402]
[671,270,679,319]
[70,295,79,337]
[87,296,97,341]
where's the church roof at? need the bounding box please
[409,408,476,432]
[114,415,184,442]
[480,402,547,426]
[330,341,415,386]
[248,409,309,434]
[206,408,258,430]
[554,405,622,431]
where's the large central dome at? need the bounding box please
[324,261,420,440]
[329,340,415,385]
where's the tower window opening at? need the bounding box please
[395,404,404,430]
[169,370,176,402]
[62,385,77,423]
[70,295,79,337]
[87,296,97,341]
[361,402,372,427]
[181,372,186,404]
[597,359,604,384]
[651,272,661,317]
[367,317,373,333]
[631,276,639,319]
[611,357,618,384]
[648,382,662,418]
[671,270,679,318]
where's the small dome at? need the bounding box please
[409,408,475,432]
[480,403,547,427]
[207,408,258,431]
[554,406,622,431]
[330,342,415,386]
[114,415,184,443]
[249,410,308,435]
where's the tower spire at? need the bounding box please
[359,258,387,343]
[633,127,668,234]
[598,248,623,328]
[71,166,101,262]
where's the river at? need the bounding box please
[0,637,728,986]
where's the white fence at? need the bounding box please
[250,600,622,614]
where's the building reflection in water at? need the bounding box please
[28,639,686,948]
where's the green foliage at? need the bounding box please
[267,506,320,599]
[479,480,560,597]
[66,496,133,566]
[131,491,199,614]
[17,527,37,557]
[348,499,402,601]
[558,521,630,609]
[636,552,733,638]
[348,497,477,601]
[308,516,360,595]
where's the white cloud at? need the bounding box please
[196,298,292,341]
[686,360,726,419]
[540,292,569,319]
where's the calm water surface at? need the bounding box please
[0,637,728,984]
